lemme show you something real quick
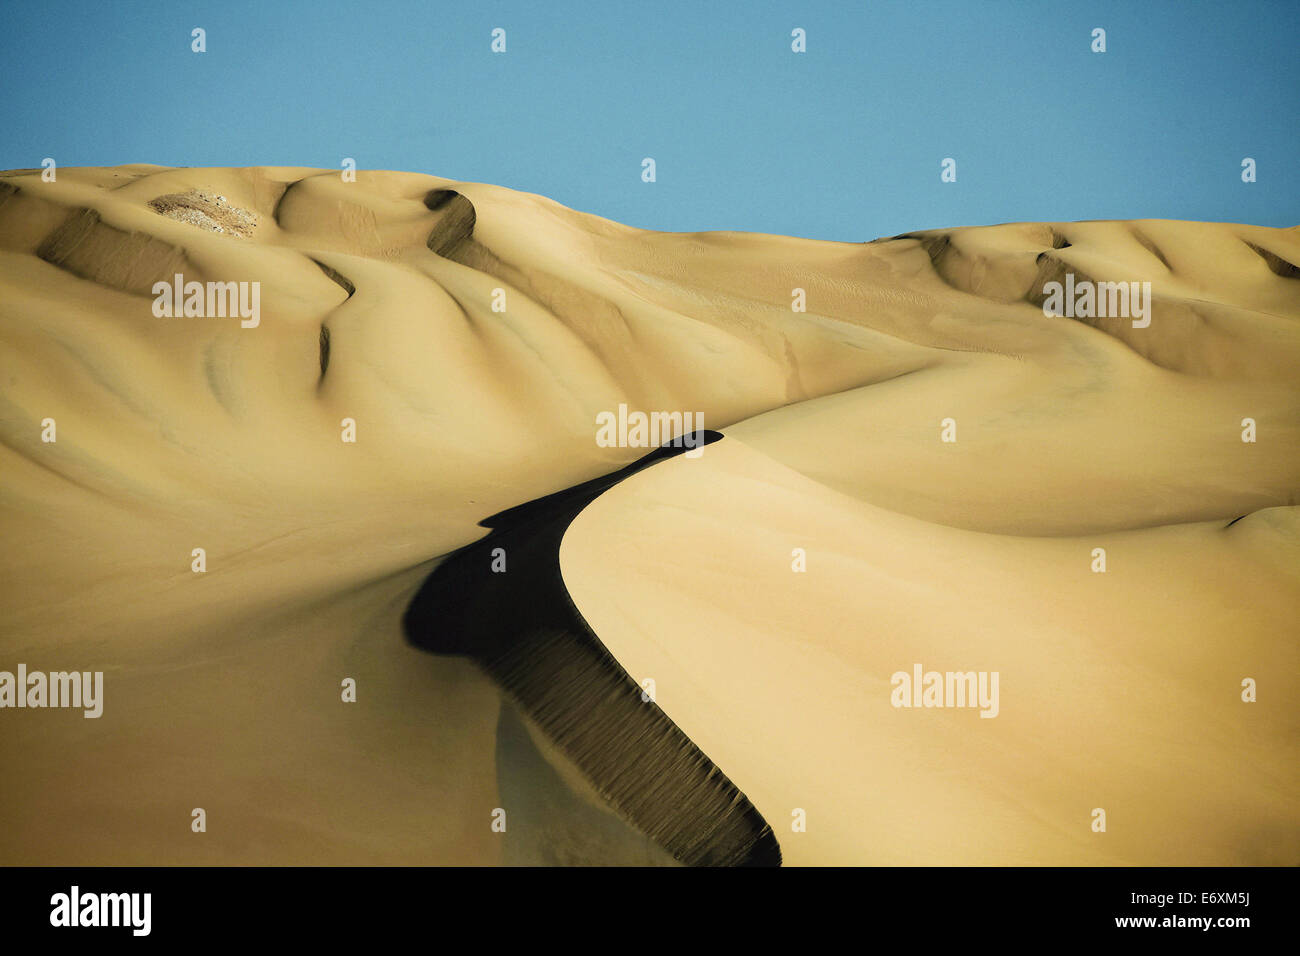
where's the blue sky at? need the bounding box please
[2,0,1295,239]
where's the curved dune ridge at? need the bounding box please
[0,165,1296,864]
[404,431,781,867]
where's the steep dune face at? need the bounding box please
[0,165,1296,864]
[562,440,1299,865]
[0,165,918,863]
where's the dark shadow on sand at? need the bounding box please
[403,430,782,866]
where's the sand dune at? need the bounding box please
[0,165,1295,864]
[562,438,1298,864]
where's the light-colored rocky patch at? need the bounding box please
[148,189,258,238]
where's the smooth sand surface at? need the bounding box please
[1,166,1296,863]
[562,439,1297,865]
[561,219,1300,864]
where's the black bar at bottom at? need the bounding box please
[0,866,1283,941]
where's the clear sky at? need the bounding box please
[2,0,1295,239]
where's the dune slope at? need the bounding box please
[0,165,1296,864]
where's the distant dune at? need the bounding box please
[0,166,1295,864]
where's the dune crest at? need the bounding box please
[0,166,1295,864]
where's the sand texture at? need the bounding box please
[0,166,1295,864]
